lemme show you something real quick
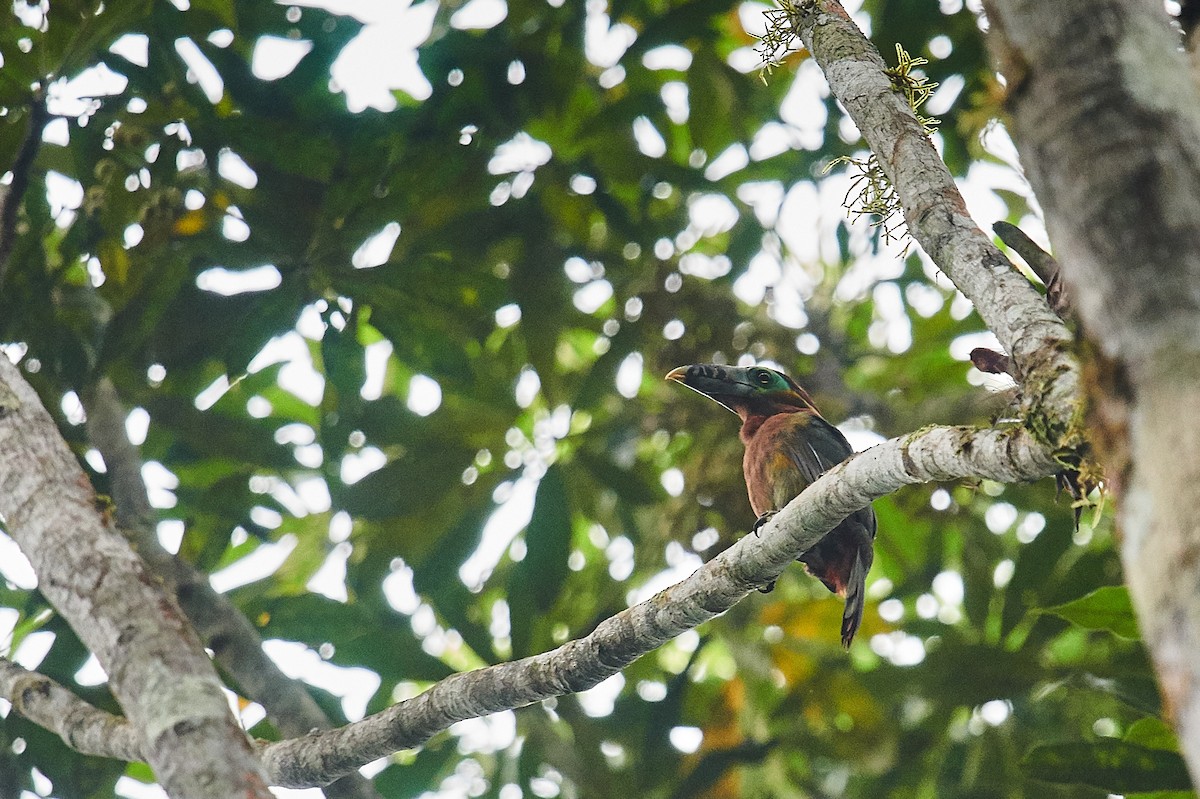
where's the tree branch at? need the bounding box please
[983,0,1200,786]
[3,419,1056,787]
[0,356,272,799]
[0,657,143,763]
[82,377,382,799]
[783,1,1078,441]
[264,426,1054,788]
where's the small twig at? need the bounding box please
[992,221,1056,285]
[993,221,1070,318]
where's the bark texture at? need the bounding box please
[985,0,1200,784]
[795,6,1070,371]
[788,1,1078,445]
[0,357,272,799]
[83,378,381,799]
[0,657,143,763]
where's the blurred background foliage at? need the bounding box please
[0,0,1187,797]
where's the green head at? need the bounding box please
[665,363,818,418]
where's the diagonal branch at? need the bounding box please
[257,423,1055,787]
[82,377,382,799]
[782,1,1079,445]
[0,355,272,799]
[146,422,1058,785]
[4,417,1060,782]
[4,420,1057,787]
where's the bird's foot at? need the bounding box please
[750,513,779,591]
[751,511,778,537]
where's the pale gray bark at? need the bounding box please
[0,357,272,799]
[786,1,1078,439]
[0,657,143,763]
[82,377,382,799]
[984,0,1200,785]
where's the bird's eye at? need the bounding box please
[753,370,772,386]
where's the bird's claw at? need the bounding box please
[751,511,778,537]
[751,512,779,591]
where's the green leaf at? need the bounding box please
[516,464,573,611]
[1044,586,1140,639]
[236,591,454,682]
[139,395,294,470]
[1023,741,1191,793]
[1125,718,1181,753]
[48,0,154,79]
[7,607,53,655]
[1066,672,1165,718]
[1001,507,1074,637]
[508,464,572,656]
[687,49,740,155]
[509,232,571,404]
[373,744,458,797]
[337,445,472,521]
[411,501,502,664]
[576,450,663,507]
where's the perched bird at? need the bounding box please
[666,363,876,647]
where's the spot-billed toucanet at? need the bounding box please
[667,363,876,647]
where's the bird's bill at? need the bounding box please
[664,365,689,383]
[665,364,753,414]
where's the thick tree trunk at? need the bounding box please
[985,0,1200,782]
[0,359,273,799]
[83,378,382,799]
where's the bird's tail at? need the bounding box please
[840,550,869,648]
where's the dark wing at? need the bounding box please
[777,413,856,484]
[779,414,877,647]
[776,413,876,539]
